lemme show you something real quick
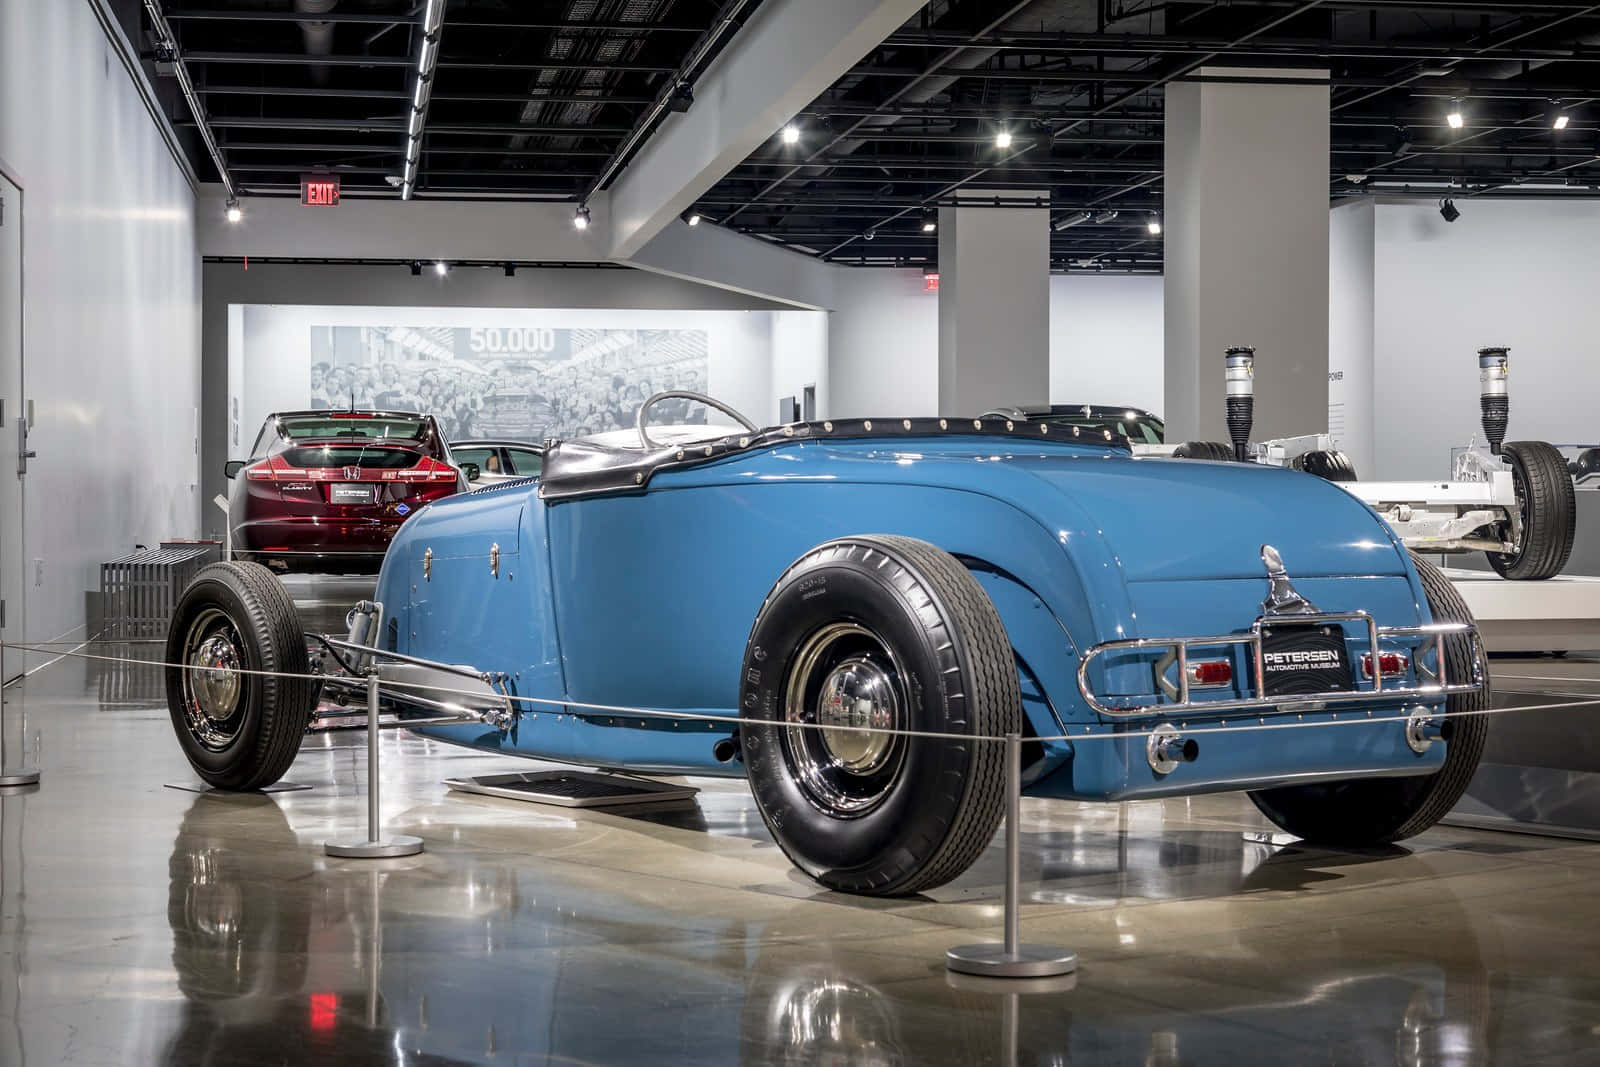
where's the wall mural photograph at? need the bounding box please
[308,324,710,443]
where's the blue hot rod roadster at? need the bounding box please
[166,391,1488,896]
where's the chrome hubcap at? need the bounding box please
[782,622,908,817]
[815,655,898,772]
[180,608,248,752]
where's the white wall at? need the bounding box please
[1,1,200,646]
[828,269,939,418]
[1328,200,1375,476]
[1372,198,1600,480]
[770,311,829,423]
[1049,274,1164,413]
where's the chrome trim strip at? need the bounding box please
[1076,614,1484,718]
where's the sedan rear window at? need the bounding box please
[276,415,428,442]
[279,446,421,470]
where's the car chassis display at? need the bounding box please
[1175,346,1577,580]
[167,391,1492,898]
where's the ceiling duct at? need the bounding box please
[296,0,339,87]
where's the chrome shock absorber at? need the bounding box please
[1225,345,1255,462]
[1478,346,1509,455]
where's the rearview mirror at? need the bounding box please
[224,460,244,480]
[461,462,481,483]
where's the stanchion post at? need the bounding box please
[325,671,422,859]
[946,732,1076,979]
[0,644,40,788]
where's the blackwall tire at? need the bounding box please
[1486,441,1576,580]
[739,535,1020,897]
[1289,448,1359,483]
[165,561,316,791]
[1247,553,1489,846]
[1173,441,1236,462]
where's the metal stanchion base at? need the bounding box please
[946,943,1078,979]
[0,769,40,787]
[325,834,424,859]
[164,780,312,795]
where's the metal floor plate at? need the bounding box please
[444,770,699,808]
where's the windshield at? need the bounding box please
[1038,412,1165,445]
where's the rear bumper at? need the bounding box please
[232,517,400,573]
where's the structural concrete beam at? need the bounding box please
[604,0,926,260]
[625,219,835,310]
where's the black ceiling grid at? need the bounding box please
[146,2,1600,272]
[148,0,762,201]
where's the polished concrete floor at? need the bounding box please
[2,618,1600,1064]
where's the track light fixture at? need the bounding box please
[781,123,800,145]
[1439,196,1461,223]
[1052,210,1091,232]
[1446,98,1464,129]
[503,262,516,277]
[685,211,701,227]
[1147,214,1162,235]
[1553,109,1571,131]
[920,206,937,233]
[573,203,591,230]
[224,198,242,224]
[994,129,1013,149]
[667,82,695,114]
[433,260,448,276]
[409,261,422,276]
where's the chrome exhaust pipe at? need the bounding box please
[1147,723,1200,774]
[712,735,742,763]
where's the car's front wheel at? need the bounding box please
[165,561,317,790]
[740,535,1019,896]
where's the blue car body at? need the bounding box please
[372,419,1451,801]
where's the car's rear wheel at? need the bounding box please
[740,535,1019,897]
[1173,440,1237,462]
[1290,448,1359,483]
[1486,440,1576,580]
[1247,552,1489,845]
[166,561,317,790]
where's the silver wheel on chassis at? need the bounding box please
[781,621,909,817]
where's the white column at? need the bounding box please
[937,191,1050,415]
[1163,67,1331,442]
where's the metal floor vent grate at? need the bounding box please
[445,770,698,808]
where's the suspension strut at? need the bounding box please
[1478,346,1509,455]
[1225,345,1255,462]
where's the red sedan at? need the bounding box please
[225,411,471,574]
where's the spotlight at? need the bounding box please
[224,199,242,224]
[1439,197,1461,223]
[1553,110,1571,131]
[409,261,422,276]
[1146,214,1162,235]
[433,260,448,276]
[503,262,516,277]
[920,206,937,233]
[781,123,800,145]
[1446,99,1464,129]
[573,203,591,230]
[1052,210,1091,232]
[686,212,701,227]
[995,129,1013,149]
[667,82,694,113]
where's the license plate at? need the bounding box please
[330,483,375,505]
[1260,623,1354,697]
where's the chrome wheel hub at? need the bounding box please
[782,622,908,817]
[180,608,248,752]
[815,655,898,772]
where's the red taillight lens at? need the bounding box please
[1361,651,1409,679]
[1187,660,1233,687]
[399,456,461,483]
